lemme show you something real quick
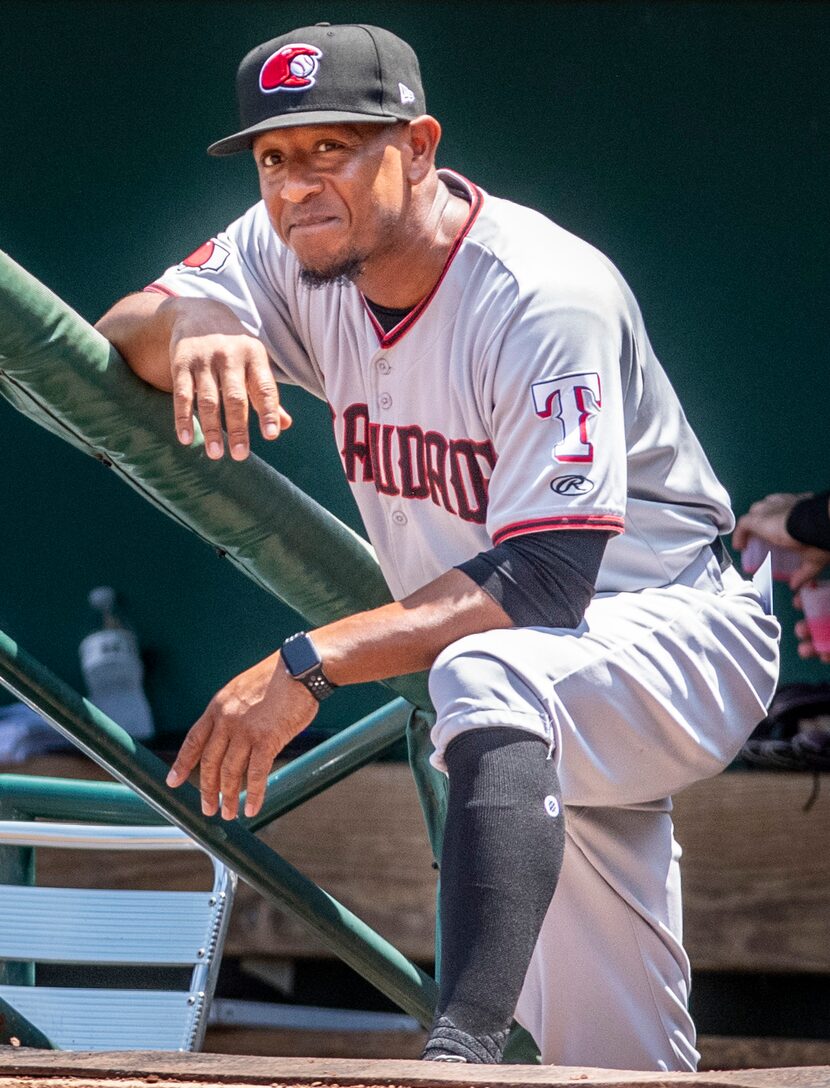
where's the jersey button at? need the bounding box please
[377,358,391,374]
[379,393,393,410]
[392,510,408,526]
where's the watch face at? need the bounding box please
[282,633,321,677]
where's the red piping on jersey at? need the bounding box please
[144,283,178,297]
[361,171,484,349]
[492,514,625,546]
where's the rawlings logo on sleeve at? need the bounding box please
[551,474,594,495]
[531,371,602,464]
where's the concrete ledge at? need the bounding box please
[0,1049,829,1088]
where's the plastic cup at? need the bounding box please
[740,534,801,582]
[799,582,830,654]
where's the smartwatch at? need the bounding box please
[280,631,337,701]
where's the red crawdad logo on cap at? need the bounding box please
[259,44,323,93]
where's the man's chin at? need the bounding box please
[298,253,365,290]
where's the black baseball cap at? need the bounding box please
[207,23,426,156]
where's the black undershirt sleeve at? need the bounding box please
[456,529,611,629]
[786,491,830,551]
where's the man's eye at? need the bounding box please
[261,152,283,167]
[317,141,344,153]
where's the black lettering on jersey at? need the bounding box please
[342,403,374,483]
[398,425,429,500]
[425,431,454,513]
[339,405,496,524]
[368,423,400,496]
[448,439,496,524]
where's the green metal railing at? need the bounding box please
[0,630,437,1028]
[0,994,56,1049]
[0,697,413,829]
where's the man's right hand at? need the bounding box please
[164,297,291,460]
[95,292,291,460]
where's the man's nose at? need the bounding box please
[280,160,323,203]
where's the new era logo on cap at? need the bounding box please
[398,81,415,104]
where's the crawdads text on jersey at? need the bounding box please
[338,402,496,524]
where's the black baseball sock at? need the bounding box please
[422,726,565,1063]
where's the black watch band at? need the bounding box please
[280,631,337,702]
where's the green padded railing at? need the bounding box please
[0,248,430,710]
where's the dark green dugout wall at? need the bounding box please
[1,1,828,738]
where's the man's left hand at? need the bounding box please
[166,652,319,819]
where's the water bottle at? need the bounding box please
[78,586,155,741]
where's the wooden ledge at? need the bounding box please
[1,1050,829,1088]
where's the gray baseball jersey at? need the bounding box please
[148,170,734,599]
[148,170,779,1071]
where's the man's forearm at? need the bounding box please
[95,290,175,390]
[164,568,514,815]
[97,292,257,389]
[310,568,513,686]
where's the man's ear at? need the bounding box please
[404,115,442,184]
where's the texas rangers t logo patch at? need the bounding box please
[531,371,602,463]
[260,44,322,92]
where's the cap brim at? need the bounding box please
[207,110,402,156]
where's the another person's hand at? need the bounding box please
[733,492,808,550]
[165,651,318,819]
[793,594,830,665]
[165,297,292,460]
[733,492,830,591]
